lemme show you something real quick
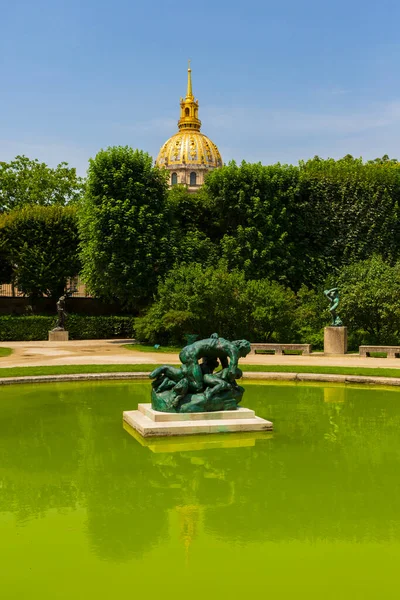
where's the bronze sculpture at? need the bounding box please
[324,287,343,326]
[149,333,251,413]
[53,295,67,331]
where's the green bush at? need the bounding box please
[0,315,135,341]
[135,262,298,345]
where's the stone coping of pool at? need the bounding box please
[123,403,273,437]
[2,371,400,387]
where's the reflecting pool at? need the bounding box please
[1,381,400,599]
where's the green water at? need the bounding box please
[1,381,400,599]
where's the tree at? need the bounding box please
[166,185,219,266]
[0,155,84,212]
[295,156,400,283]
[337,255,400,345]
[79,147,171,309]
[202,161,300,285]
[0,205,80,302]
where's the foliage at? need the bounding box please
[79,147,171,308]
[0,155,84,212]
[0,205,80,302]
[295,155,400,283]
[202,161,299,284]
[337,255,400,345]
[166,185,219,266]
[245,279,296,341]
[0,315,135,341]
[135,262,297,345]
[135,262,248,344]
[194,157,400,288]
[294,285,330,349]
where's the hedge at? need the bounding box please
[0,315,135,341]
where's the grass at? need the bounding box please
[255,349,303,355]
[123,344,181,353]
[2,362,400,379]
[0,347,12,358]
[0,364,168,378]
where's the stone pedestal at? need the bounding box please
[48,329,69,342]
[123,403,273,438]
[324,326,347,355]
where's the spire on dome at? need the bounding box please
[178,61,201,132]
[187,59,193,99]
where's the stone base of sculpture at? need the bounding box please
[48,329,69,342]
[123,403,273,438]
[123,420,272,451]
[324,326,347,355]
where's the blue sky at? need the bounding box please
[1,0,400,175]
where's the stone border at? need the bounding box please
[2,370,400,387]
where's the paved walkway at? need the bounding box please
[1,339,400,369]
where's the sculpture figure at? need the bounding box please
[53,295,67,331]
[149,333,251,413]
[324,288,343,327]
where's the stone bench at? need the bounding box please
[359,345,400,358]
[250,343,312,356]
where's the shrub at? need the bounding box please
[0,315,135,341]
[135,262,298,345]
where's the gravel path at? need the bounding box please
[0,339,400,369]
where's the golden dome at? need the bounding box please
[156,131,222,169]
[156,62,223,176]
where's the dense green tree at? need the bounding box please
[337,255,400,345]
[0,155,84,212]
[79,147,171,308]
[166,185,219,266]
[0,205,80,302]
[195,157,400,289]
[295,156,400,282]
[202,161,300,284]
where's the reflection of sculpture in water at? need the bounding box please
[149,333,251,413]
[324,287,343,326]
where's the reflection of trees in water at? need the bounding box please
[0,385,82,522]
[2,382,400,560]
[205,384,400,544]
